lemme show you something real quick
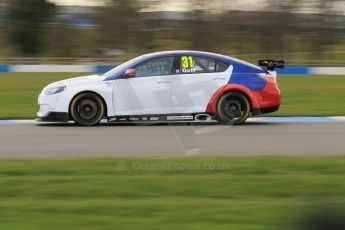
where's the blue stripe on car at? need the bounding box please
[228,73,266,91]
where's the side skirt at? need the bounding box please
[251,104,280,116]
[107,113,215,123]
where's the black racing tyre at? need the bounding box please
[70,92,105,126]
[215,92,251,125]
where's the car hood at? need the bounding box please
[47,74,104,88]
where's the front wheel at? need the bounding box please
[70,92,105,126]
[215,92,251,125]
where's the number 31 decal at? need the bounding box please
[181,56,195,73]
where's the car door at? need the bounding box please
[171,55,233,113]
[112,56,176,115]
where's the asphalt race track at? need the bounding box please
[0,118,345,158]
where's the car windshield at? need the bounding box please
[103,55,145,77]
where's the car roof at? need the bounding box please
[139,50,264,73]
[140,50,229,62]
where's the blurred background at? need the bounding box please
[1,2,345,229]
[0,0,344,65]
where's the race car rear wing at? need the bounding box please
[258,60,285,71]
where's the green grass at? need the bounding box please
[0,157,345,229]
[276,75,345,116]
[0,73,345,118]
[0,73,89,119]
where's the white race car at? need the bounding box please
[37,51,282,125]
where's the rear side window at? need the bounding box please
[216,61,229,72]
[180,56,228,74]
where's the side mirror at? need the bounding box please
[123,69,135,78]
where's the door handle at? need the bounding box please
[157,81,171,84]
[212,77,226,80]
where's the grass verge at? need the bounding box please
[0,73,345,118]
[0,157,345,229]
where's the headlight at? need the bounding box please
[45,86,66,95]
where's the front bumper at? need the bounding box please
[36,112,69,122]
[37,89,69,122]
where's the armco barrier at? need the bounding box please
[276,67,345,75]
[0,65,344,74]
[0,65,10,72]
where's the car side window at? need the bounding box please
[134,56,174,78]
[180,56,228,74]
[215,61,229,72]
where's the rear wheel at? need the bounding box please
[70,92,105,126]
[215,92,251,125]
